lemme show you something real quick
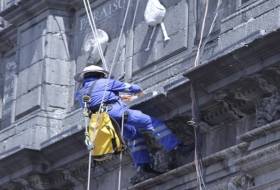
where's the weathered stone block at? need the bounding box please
[161,0,188,36]
[44,58,71,86]
[103,37,123,69]
[47,85,68,109]
[17,68,29,97]
[133,23,151,54]
[28,61,43,91]
[15,86,41,118]
[0,117,11,130]
[19,20,47,47]
[222,0,280,33]
[218,3,280,52]
[132,47,156,73]
[46,15,72,34]
[18,37,45,71]
[45,33,70,60]
[155,29,187,61]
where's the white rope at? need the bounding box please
[82,1,132,190]
[200,0,222,55]
[117,111,126,190]
[87,151,92,190]
[192,0,210,189]
[84,0,108,71]
[83,0,108,71]
[194,0,209,67]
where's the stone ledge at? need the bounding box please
[126,142,249,190]
[237,119,280,142]
[234,142,280,176]
[0,0,78,26]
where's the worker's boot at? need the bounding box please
[137,164,163,177]
[176,141,195,158]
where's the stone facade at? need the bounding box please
[1,0,280,189]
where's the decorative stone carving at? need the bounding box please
[82,29,109,64]
[212,174,254,190]
[228,174,254,190]
[254,91,280,128]
[233,75,273,103]
[144,0,170,51]
[12,177,33,190]
[63,170,82,186]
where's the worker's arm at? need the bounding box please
[107,79,143,94]
[137,90,146,98]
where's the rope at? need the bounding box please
[190,82,206,190]
[200,0,222,54]
[191,0,221,188]
[87,151,92,189]
[194,0,209,67]
[81,1,132,190]
[83,0,108,71]
[117,111,126,190]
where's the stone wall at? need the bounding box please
[1,0,280,189]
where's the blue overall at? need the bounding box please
[76,78,181,166]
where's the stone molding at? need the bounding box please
[0,0,82,26]
[211,173,254,190]
[237,119,280,142]
[234,142,280,176]
[0,24,17,52]
[127,142,249,190]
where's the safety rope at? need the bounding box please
[190,0,222,188]
[117,111,126,190]
[83,0,108,71]
[190,82,206,190]
[191,0,209,187]
[194,0,209,67]
[81,1,132,190]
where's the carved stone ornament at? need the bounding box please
[254,91,280,128]
[212,174,254,190]
[144,0,170,51]
[144,0,166,26]
[82,29,109,64]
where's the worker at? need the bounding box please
[75,65,195,177]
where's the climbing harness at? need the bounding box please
[81,0,132,189]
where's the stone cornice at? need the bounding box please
[234,142,280,176]
[0,0,84,27]
[0,24,17,52]
[127,142,249,190]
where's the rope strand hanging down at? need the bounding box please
[81,1,132,190]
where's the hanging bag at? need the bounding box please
[89,111,124,161]
[82,79,125,161]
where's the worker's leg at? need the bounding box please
[122,124,151,166]
[123,124,162,177]
[125,109,181,152]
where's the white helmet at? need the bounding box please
[74,65,108,83]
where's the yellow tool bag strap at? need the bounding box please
[81,80,99,150]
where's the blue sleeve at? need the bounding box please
[76,89,84,108]
[107,79,143,93]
